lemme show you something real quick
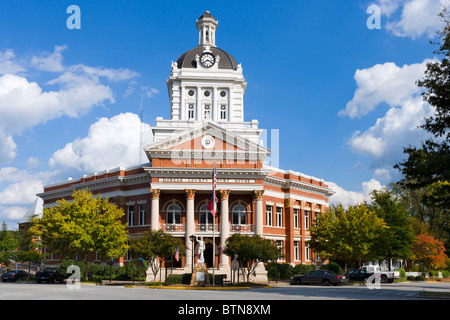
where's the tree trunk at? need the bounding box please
[84,254,89,282]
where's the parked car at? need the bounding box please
[348,265,399,283]
[36,268,65,284]
[1,270,29,282]
[290,269,347,286]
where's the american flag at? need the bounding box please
[207,162,218,216]
[174,246,179,262]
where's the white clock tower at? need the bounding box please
[152,11,262,144]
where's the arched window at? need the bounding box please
[199,204,213,226]
[167,204,181,224]
[232,204,246,225]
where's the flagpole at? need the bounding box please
[212,161,216,287]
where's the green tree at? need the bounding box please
[390,182,449,253]
[16,226,43,278]
[130,229,184,282]
[395,8,450,210]
[31,189,129,281]
[0,222,18,268]
[224,233,282,282]
[309,204,387,272]
[368,189,415,269]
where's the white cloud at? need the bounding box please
[0,206,28,220]
[68,64,140,82]
[0,133,17,164]
[0,73,114,163]
[142,86,160,98]
[49,113,153,173]
[0,180,44,206]
[327,178,384,208]
[26,157,41,169]
[374,168,391,181]
[0,49,25,75]
[0,46,142,164]
[349,95,433,165]
[31,45,67,72]
[0,54,143,165]
[377,0,449,39]
[339,60,429,118]
[340,59,435,169]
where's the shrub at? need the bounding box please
[165,273,192,285]
[415,275,426,281]
[182,273,192,284]
[293,263,315,275]
[208,274,224,285]
[407,276,415,281]
[265,262,293,280]
[320,262,343,274]
[165,274,184,285]
[429,270,439,278]
[398,268,406,279]
[442,270,450,278]
[124,259,147,280]
[58,260,86,280]
[91,274,103,285]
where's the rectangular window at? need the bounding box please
[304,211,310,230]
[127,205,134,226]
[294,241,299,261]
[276,207,283,227]
[139,204,146,225]
[204,104,211,119]
[265,206,272,226]
[220,105,227,120]
[275,240,283,261]
[305,242,310,261]
[293,208,299,229]
[188,104,194,119]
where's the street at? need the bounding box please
[1,281,449,300]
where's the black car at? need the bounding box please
[1,270,29,282]
[36,268,65,284]
[290,269,347,286]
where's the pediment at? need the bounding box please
[144,122,270,163]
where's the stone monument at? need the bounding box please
[190,236,209,286]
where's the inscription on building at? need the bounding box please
[159,178,255,183]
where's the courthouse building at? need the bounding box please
[36,11,334,281]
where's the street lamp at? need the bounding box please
[189,234,196,274]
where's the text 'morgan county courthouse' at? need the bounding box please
[37,11,334,282]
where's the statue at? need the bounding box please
[196,236,205,263]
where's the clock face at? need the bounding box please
[200,53,215,68]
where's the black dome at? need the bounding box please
[176,45,238,70]
[199,11,216,21]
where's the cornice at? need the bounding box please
[144,167,270,179]
[264,175,335,198]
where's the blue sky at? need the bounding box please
[0,0,447,229]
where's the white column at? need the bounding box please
[219,190,230,269]
[184,189,196,272]
[253,190,264,236]
[150,189,160,231]
[213,87,218,122]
